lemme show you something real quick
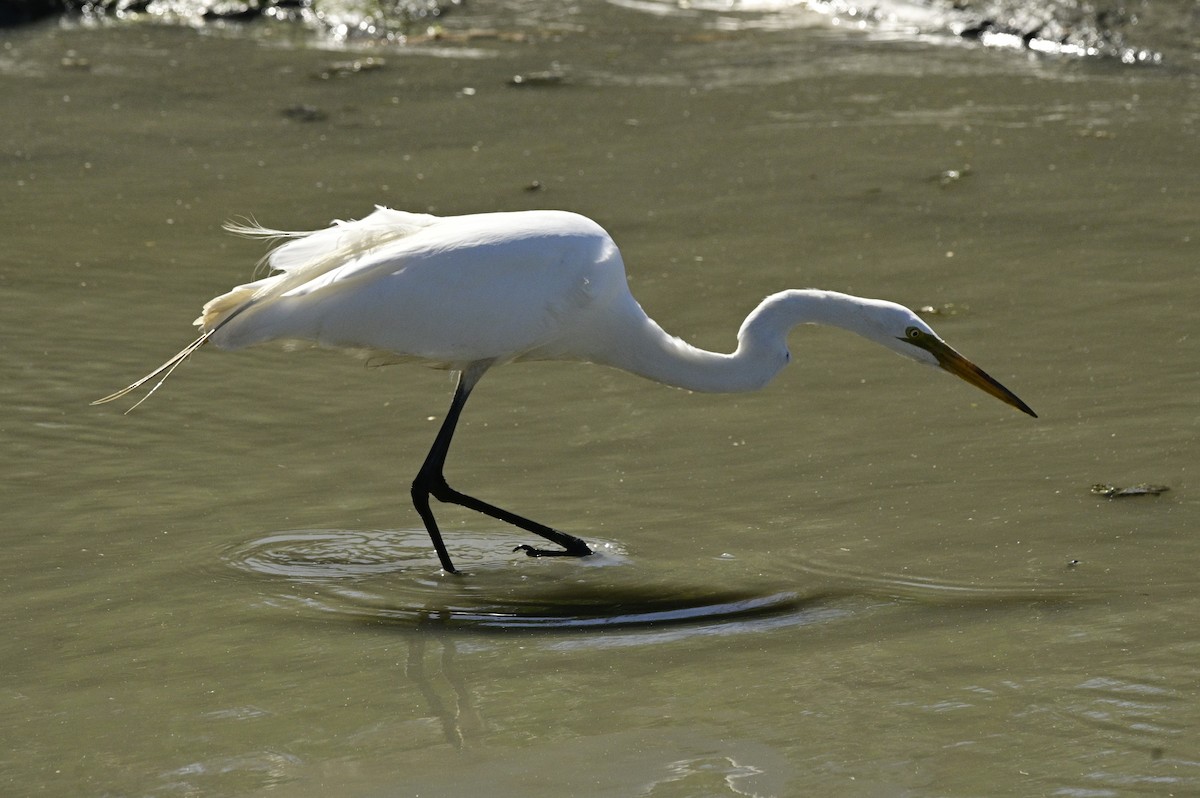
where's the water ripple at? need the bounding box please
[223,528,858,636]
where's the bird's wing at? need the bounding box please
[200,207,439,333]
[206,212,627,365]
[228,206,438,276]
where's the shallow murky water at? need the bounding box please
[3,3,1198,796]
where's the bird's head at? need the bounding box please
[852,298,1037,418]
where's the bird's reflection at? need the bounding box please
[223,526,1089,751]
[402,623,482,749]
[357,584,850,750]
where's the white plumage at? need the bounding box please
[96,207,1035,573]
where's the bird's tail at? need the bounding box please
[94,207,439,412]
[92,221,294,413]
[91,331,212,414]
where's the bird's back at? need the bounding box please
[204,209,636,370]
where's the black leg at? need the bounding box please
[410,363,594,573]
[410,366,477,573]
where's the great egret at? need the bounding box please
[95,207,1036,573]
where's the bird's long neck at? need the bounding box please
[596,289,857,394]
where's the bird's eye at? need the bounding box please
[905,327,922,340]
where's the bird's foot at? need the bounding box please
[513,543,594,559]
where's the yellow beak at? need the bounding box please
[917,337,1037,418]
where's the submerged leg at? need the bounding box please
[410,363,594,573]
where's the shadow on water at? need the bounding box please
[217,529,1110,758]
[223,528,1090,639]
[223,528,856,637]
[358,587,841,634]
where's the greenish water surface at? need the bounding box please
[2,6,1198,796]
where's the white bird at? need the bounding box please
[95,207,1036,573]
